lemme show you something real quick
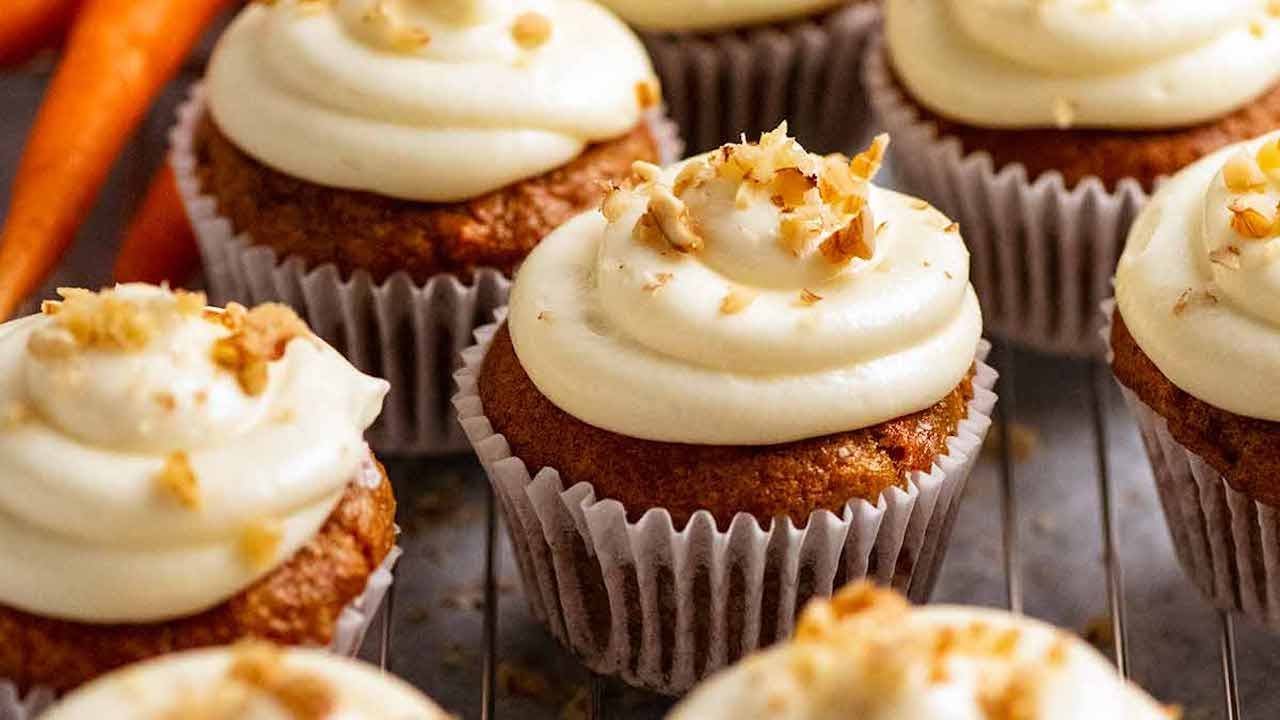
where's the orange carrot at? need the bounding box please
[113,164,200,285]
[0,0,230,320]
[0,0,81,68]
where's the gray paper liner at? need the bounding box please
[1102,300,1280,627]
[645,2,880,155]
[0,543,400,720]
[452,311,996,694]
[171,85,682,456]
[867,37,1150,358]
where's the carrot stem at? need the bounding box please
[113,163,200,286]
[0,0,82,68]
[0,0,229,320]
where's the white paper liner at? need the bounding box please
[0,491,402,720]
[452,311,997,694]
[171,85,682,456]
[644,1,880,155]
[1102,300,1280,628]
[866,37,1150,358]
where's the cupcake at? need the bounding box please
[454,125,996,693]
[38,643,449,720]
[176,0,678,455]
[0,285,397,700]
[1109,130,1280,628]
[867,0,1280,356]
[670,582,1175,719]
[597,0,881,154]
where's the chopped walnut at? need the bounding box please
[642,272,673,292]
[43,287,157,353]
[1051,97,1076,129]
[26,327,78,361]
[1224,151,1268,192]
[1210,246,1242,270]
[944,222,960,234]
[634,78,661,109]
[599,184,629,223]
[849,134,889,182]
[1258,138,1280,175]
[1228,195,1277,239]
[154,451,200,510]
[819,216,874,265]
[644,183,703,252]
[511,11,551,50]
[779,206,825,256]
[227,643,338,720]
[672,159,713,196]
[1173,285,1220,316]
[240,518,284,570]
[769,167,817,210]
[719,287,758,315]
[799,289,823,305]
[210,303,310,396]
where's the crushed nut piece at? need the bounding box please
[1210,246,1242,270]
[1051,97,1076,129]
[511,11,551,49]
[228,642,338,720]
[1228,195,1277,239]
[154,451,200,510]
[820,216,874,265]
[799,289,823,305]
[634,78,660,109]
[0,401,31,429]
[536,310,554,321]
[47,287,156,352]
[645,184,703,252]
[672,159,713,196]
[945,222,960,234]
[1223,151,1268,192]
[26,327,78,361]
[719,287,758,315]
[211,304,310,396]
[780,206,825,256]
[642,272,673,292]
[1173,286,1220,316]
[240,518,284,570]
[153,391,177,412]
[770,167,817,210]
[1258,138,1280,175]
[849,134,889,181]
[599,184,628,223]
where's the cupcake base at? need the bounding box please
[453,313,997,695]
[866,36,1148,358]
[645,1,880,155]
[174,85,682,456]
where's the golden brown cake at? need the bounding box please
[0,285,396,694]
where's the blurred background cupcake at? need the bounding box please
[455,126,995,693]
[40,643,450,720]
[599,0,881,155]
[670,581,1175,719]
[868,0,1280,356]
[0,285,396,702]
[1109,130,1280,630]
[176,0,679,455]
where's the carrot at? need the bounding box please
[0,0,82,68]
[113,164,200,286]
[0,0,230,320]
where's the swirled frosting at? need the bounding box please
[886,0,1280,129]
[595,0,849,32]
[670,583,1173,720]
[507,126,982,445]
[206,0,659,202]
[1116,131,1280,421]
[42,644,450,720]
[0,285,388,622]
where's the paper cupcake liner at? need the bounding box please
[0,543,400,720]
[866,37,1149,358]
[452,311,997,694]
[644,1,880,155]
[171,85,682,456]
[1102,301,1280,628]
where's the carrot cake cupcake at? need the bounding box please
[598,0,880,154]
[455,125,996,693]
[176,0,675,454]
[1110,130,1280,629]
[867,0,1280,355]
[670,582,1175,719]
[39,643,449,720]
[0,285,396,697]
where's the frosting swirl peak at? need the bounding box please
[0,285,388,622]
[207,0,659,201]
[508,127,982,445]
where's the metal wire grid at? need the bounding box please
[445,341,1246,720]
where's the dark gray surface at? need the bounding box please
[3,58,1278,720]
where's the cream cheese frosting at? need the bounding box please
[886,0,1280,130]
[669,583,1174,720]
[42,643,450,720]
[206,0,659,203]
[507,126,982,445]
[1116,131,1280,421]
[0,285,388,623]
[595,0,850,32]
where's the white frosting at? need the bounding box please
[670,588,1171,720]
[595,0,849,32]
[885,0,1280,129]
[41,646,450,720]
[206,0,658,202]
[508,130,982,445]
[1116,131,1280,421]
[0,285,388,622]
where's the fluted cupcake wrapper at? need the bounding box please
[171,85,682,456]
[0,543,401,720]
[866,37,1149,358]
[645,1,880,155]
[1102,301,1280,628]
[452,311,997,695]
